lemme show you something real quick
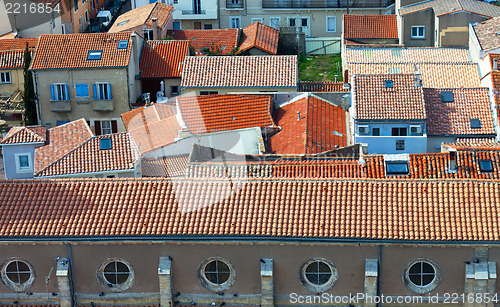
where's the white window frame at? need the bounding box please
[326,16,336,32]
[143,29,153,40]
[100,120,113,134]
[251,18,263,23]
[269,17,281,29]
[96,82,111,100]
[15,153,32,173]
[411,26,425,39]
[229,16,241,28]
[0,72,11,84]
[53,83,68,101]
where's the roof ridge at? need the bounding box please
[24,127,45,143]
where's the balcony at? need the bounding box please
[262,0,394,9]
[93,99,114,112]
[50,100,71,112]
[172,8,217,19]
[182,9,206,14]
[226,0,244,8]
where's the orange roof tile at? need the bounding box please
[267,94,348,154]
[177,94,277,134]
[298,81,348,92]
[343,14,398,39]
[1,126,46,144]
[353,74,427,120]
[35,119,94,174]
[166,29,239,55]
[109,3,173,33]
[0,38,37,51]
[140,40,189,79]
[121,103,180,154]
[181,55,297,88]
[0,50,32,69]
[238,22,279,55]
[35,133,140,177]
[1,177,500,241]
[30,33,133,70]
[142,154,189,177]
[344,47,471,64]
[424,88,495,136]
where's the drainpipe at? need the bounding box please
[67,243,76,307]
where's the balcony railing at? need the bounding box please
[226,0,244,8]
[182,9,206,14]
[262,0,394,8]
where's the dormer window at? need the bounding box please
[87,50,102,60]
[385,80,393,88]
[118,40,129,49]
[441,91,454,102]
[386,162,409,175]
[470,118,482,129]
[99,138,112,150]
[494,59,498,70]
[479,159,493,172]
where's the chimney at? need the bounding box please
[152,17,158,40]
[448,149,457,172]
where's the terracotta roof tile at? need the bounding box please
[424,88,495,136]
[109,3,173,33]
[35,119,94,174]
[353,74,426,120]
[177,94,277,134]
[166,29,239,55]
[343,14,398,39]
[142,154,189,177]
[238,22,279,55]
[344,47,470,64]
[474,17,500,51]
[448,138,500,149]
[1,126,46,144]
[0,50,33,69]
[121,103,180,154]
[35,133,140,177]
[0,38,37,51]
[1,177,500,241]
[30,32,133,70]
[140,40,189,78]
[181,55,297,88]
[267,94,348,154]
[400,0,500,17]
[298,81,349,92]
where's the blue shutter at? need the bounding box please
[82,84,88,97]
[75,84,82,97]
[64,84,69,100]
[107,84,112,99]
[50,85,55,100]
[93,84,98,99]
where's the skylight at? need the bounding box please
[441,91,454,102]
[470,118,482,129]
[118,40,129,49]
[386,162,409,175]
[117,20,129,26]
[385,80,393,88]
[87,50,103,60]
[100,138,112,150]
[479,159,493,172]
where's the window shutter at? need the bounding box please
[93,84,98,100]
[64,84,69,100]
[83,84,88,97]
[107,84,112,99]
[94,121,102,135]
[50,85,55,100]
[111,120,118,133]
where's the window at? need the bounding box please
[300,258,337,292]
[94,83,112,100]
[100,138,112,149]
[372,127,380,136]
[173,21,181,29]
[199,91,218,95]
[199,258,235,292]
[363,50,373,58]
[143,29,154,41]
[97,259,134,291]
[204,24,212,29]
[386,162,409,175]
[252,18,263,23]
[0,72,11,84]
[470,118,482,129]
[411,26,425,39]
[101,120,113,135]
[117,20,129,26]
[230,17,241,28]
[392,49,402,57]
[404,259,440,293]
[194,22,202,29]
[94,120,118,135]
[15,153,32,173]
[441,91,454,102]
[494,59,498,70]
[395,139,405,151]
[87,50,102,60]
[171,86,179,95]
[301,18,308,27]
[50,83,69,101]
[74,0,78,11]
[326,16,336,32]
[288,17,296,27]
[385,80,393,88]
[117,40,129,49]
[80,16,84,32]
[75,84,89,97]
[392,127,407,136]
[479,159,494,172]
[1,259,35,291]
[270,17,281,29]
[388,67,401,74]
[84,10,89,24]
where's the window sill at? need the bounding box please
[411,37,425,40]
[16,168,32,173]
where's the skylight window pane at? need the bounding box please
[386,162,409,175]
[118,40,129,49]
[441,91,454,102]
[100,138,112,150]
[87,50,102,60]
[117,20,129,26]
[470,119,482,129]
[385,80,393,88]
[479,159,493,172]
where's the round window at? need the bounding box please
[199,258,235,292]
[300,258,337,292]
[1,259,35,291]
[97,259,134,291]
[404,259,440,293]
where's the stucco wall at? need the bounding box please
[402,9,434,47]
[0,68,24,97]
[1,143,39,179]
[438,11,489,47]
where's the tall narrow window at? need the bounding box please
[326,16,336,32]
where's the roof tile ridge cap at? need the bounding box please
[127,132,142,162]
[304,94,313,154]
[266,95,277,128]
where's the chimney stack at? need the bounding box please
[152,17,158,40]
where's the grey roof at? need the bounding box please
[473,16,500,51]
[400,0,500,17]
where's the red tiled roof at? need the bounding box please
[35,133,140,177]
[424,88,495,136]
[140,40,189,79]
[181,55,297,88]
[121,103,180,154]
[344,47,471,64]
[343,14,398,39]
[238,22,279,55]
[0,50,30,69]
[109,3,173,33]
[445,138,500,150]
[1,177,500,241]
[298,81,348,92]
[1,126,46,144]
[353,74,426,120]
[30,33,133,70]
[267,94,348,154]
[142,154,189,177]
[166,29,239,55]
[35,119,94,174]
[0,38,37,51]
[177,94,277,134]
